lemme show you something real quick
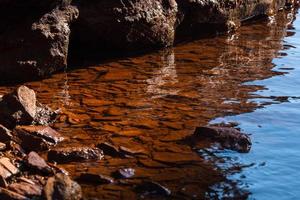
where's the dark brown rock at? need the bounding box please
[97,142,123,157]
[48,147,104,163]
[193,126,252,153]
[25,151,52,174]
[8,182,42,198]
[0,188,28,200]
[0,86,36,128]
[136,181,171,197]
[0,125,13,142]
[14,126,64,151]
[0,2,79,81]
[77,173,114,184]
[44,173,82,200]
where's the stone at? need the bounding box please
[0,188,28,200]
[0,125,13,142]
[44,173,82,200]
[8,182,42,198]
[136,181,171,197]
[48,147,104,163]
[192,126,252,153]
[14,126,64,151]
[0,157,19,181]
[0,143,6,151]
[114,168,135,179]
[0,86,36,128]
[77,173,114,184]
[97,142,123,157]
[25,151,52,174]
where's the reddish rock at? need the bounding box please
[0,188,28,200]
[0,157,19,179]
[44,173,82,200]
[48,147,104,163]
[25,152,52,174]
[193,126,252,153]
[14,126,64,151]
[8,182,42,198]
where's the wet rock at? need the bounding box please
[8,182,42,198]
[193,126,252,153]
[114,168,135,179]
[34,103,59,126]
[48,147,104,163]
[77,173,114,184]
[0,124,13,142]
[14,126,64,151]
[44,173,82,200]
[25,152,52,174]
[0,188,28,200]
[0,157,19,180]
[0,86,37,128]
[136,181,171,197]
[97,142,123,157]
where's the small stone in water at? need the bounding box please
[115,168,135,179]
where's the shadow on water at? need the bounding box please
[0,10,298,200]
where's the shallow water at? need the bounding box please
[0,10,299,200]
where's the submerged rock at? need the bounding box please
[48,147,104,163]
[136,181,171,197]
[114,168,135,179]
[14,126,64,151]
[77,173,114,184]
[192,126,252,153]
[44,173,82,200]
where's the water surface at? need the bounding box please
[0,10,298,200]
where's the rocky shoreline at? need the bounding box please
[0,85,252,199]
[0,0,298,81]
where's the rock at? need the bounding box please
[14,126,64,151]
[0,86,37,128]
[0,188,28,200]
[25,152,52,174]
[192,126,252,153]
[0,157,19,180]
[0,125,13,142]
[34,103,59,126]
[97,142,123,157]
[44,173,82,200]
[77,173,114,184]
[8,182,42,198]
[0,2,79,81]
[114,168,135,179]
[0,143,6,151]
[48,147,104,163]
[136,181,171,197]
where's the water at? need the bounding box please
[212,12,300,200]
[0,10,299,200]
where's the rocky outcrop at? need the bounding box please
[0,0,298,81]
[0,0,79,81]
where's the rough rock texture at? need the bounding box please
[0,0,79,81]
[0,0,297,80]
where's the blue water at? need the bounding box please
[212,12,300,200]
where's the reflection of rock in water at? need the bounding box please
[146,49,179,98]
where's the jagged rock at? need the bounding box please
[14,126,64,151]
[77,173,114,184]
[44,173,82,200]
[48,147,104,163]
[0,86,58,128]
[8,182,42,199]
[25,152,52,174]
[192,126,252,153]
[0,125,13,143]
[0,157,19,180]
[0,187,28,200]
[0,1,79,81]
